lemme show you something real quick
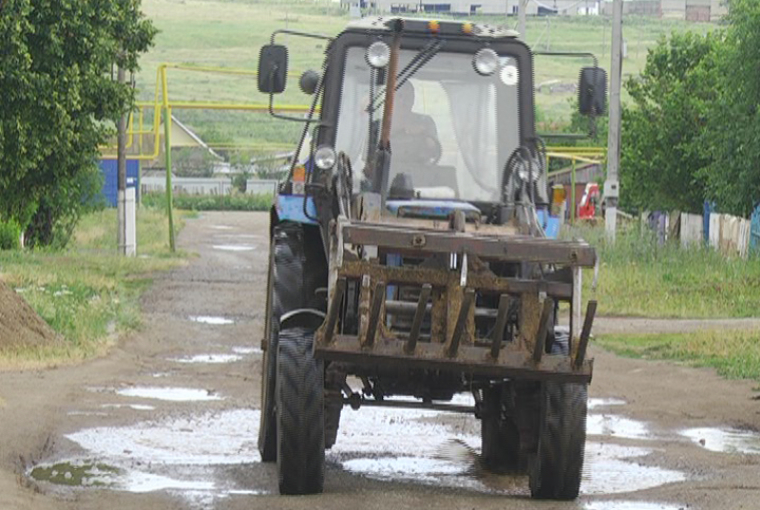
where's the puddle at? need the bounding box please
[232,346,262,355]
[331,402,682,495]
[67,411,109,417]
[211,245,255,252]
[585,502,684,510]
[589,398,627,409]
[30,461,219,493]
[587,414,651,440]
[210,225,233,230]
[101,404,156,411]
[36,410,268,502]
[215,234,262,239]
[682,427,760,454]
[66,409,259,465]
[30,461,119,487]
[169,354,243,364]
[582,443,685,495]
[47,394,682,501]
[116,387,222,402]
[189,315,235,325]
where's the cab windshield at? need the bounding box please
[335,45,521,203]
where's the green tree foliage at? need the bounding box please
[621,0,760,216]
[0,0,156,247]
[620,32,719,213]
[700,0,760,216]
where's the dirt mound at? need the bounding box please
[0,281,60,350]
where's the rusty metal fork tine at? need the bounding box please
[574,300,597,368]
[532,297,554,363]
[447,288,475,358]
[490,294,511,358]
[405,284,432,354]
[323,278,346,345]
[365,281,386,348]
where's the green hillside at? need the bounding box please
[136,0,718,151]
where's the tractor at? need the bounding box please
[256,16,606,499]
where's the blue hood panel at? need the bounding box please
[386,200,481,220]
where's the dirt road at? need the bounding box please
[1,211,759,510]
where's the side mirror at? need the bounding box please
[578,67,607,116]
[258,44,288,94]
[299,70,321,95]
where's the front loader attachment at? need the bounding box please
[314,217,597,383]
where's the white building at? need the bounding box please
[370,0,726,19]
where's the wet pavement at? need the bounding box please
[13,212,760,510]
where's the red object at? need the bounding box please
[578,183,600,220]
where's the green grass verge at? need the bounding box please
[565,223,760,318]
[142,192,273,211]
[0,207,187,367]
[597,330,760,381]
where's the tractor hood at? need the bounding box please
[386,200,481,222]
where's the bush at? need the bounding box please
[142,192,273,212]
[0,220,21,250]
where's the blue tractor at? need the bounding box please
[256,17,605,499]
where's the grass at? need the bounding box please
[0,207,188,368]
[565,222,760,318]
[142,191,273,211]
[135,0,720,146]
[597,329,760,382]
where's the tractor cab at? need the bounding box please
[258,17,606,234]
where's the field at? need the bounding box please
[135,0,719,148]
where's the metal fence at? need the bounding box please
[141,176,278,196]
[649,209,759,259]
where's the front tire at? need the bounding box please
[276,328,325,495]
[529,381,588,500]
[258,223,326,462]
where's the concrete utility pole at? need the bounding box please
[116,64,127,255]
[518,0,527,41]
[605,0,623,241]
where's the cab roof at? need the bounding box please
[344,16,519,39]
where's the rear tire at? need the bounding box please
[276,329,325,495]
[481,386,523,474]
[528,381,588,500]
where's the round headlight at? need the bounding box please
[473,48,499,76]
[314,146,337,170]
[366,41,391,69]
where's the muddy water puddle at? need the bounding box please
[116,387,222,402]
[584,502,683,510]
[38,395,684,503]
[232,346,261,355]
[32,410,269,500]
[682,427,760,454]
[212,244,256,252]
[101,404,156,411]
[169,354,244,364]
[587,414,651,440]
[188,315,235,325]
[333,405,682,495]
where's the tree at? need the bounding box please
[620,32,719,214]
[700,0,760,216]
[0,0,156,247]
